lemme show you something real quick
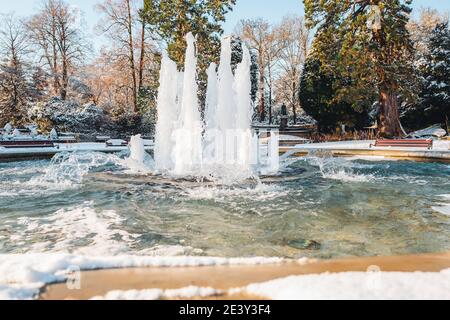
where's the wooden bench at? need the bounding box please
[370,139,433,150]
[0,140,55,148]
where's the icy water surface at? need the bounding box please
[0,152,449,259]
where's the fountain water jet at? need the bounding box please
[154,33,278,181]
[124,134,154,173]
[155,55,179,173]
[172,33,203,176]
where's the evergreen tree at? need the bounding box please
[0,13,30,125]
[299,58,371,132]
[304,0,416,137]
[141,0,236,69]
[402,22,450,131]
[421,22,450,130]
[0,59,30,124]
[30,66,49,101]
[142,0,236,110]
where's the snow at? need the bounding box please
[0,254,284,300]
[91,286,222,300]
[79,268,450,300]
[240,270,450,300]
[286,140,450,152]
[0,142,153,156]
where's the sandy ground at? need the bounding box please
[41,251,450,300]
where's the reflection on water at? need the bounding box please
[0,152,449,259]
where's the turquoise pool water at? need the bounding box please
[0,152,449,259]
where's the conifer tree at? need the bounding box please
[304,0,415,137]
[299,58,371,132]
[421,22,450,131]
[141,0,236,69]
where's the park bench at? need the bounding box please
[0,140,55,148]
[370,139,433,150]
[106,139,128,147]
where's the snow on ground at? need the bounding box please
[85,269,450,300]
[293,140,374,150]
[239,270,450,300]
[91,286,222,300]
[0,254,285,300]
[289,139,450,151]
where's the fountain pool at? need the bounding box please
[0,153,449,259]
[0,33,449,300]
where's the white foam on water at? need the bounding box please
[25,152,123,191]
[240,270,450,300]
[11,202,139,255]
[321,170,375,183]
[306,155,375,183]
[432,194,450,217]
[0,254,284,300]
[91,286,222,300]
[184,183,287,202]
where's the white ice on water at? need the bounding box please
[154,55,179,172]
[203,62,219,163]
[154,33,277,180]
[124,135,154,173]
[172,33,204,176]
[215,36,236,132]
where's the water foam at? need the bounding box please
[184,182,287,202]
[432,194,450,217]
[13,202,138,255]
[306,154,376,183]
[27,152,122,190]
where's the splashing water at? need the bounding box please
[154,55,179,173]
[28,152,123,189]
[154,33,274,181]
[306,151,375,183]
[123,135,154,174]
[172,33,204,176]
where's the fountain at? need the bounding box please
[154,33,279,180]
[124,134,154,173]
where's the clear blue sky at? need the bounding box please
[1,0,449,49]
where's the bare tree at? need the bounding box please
[236,18,272,123]
[263,26,284,124]
[275,15,310,124]
[27,0,87,100]
[97,0,143,113]
[27,1,60,95]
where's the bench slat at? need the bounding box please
[372,139,433,149]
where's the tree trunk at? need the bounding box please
[378,85,402,138]
[60,57,68,101]
[258,66,265,122]
[445,114,449,135]
[126,0,138,113]
[51,17,60,96]
[292,81,297,125]
[138,20,145,92]
[268,87,272,125]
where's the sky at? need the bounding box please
[1,0,449,51]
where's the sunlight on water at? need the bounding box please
[0,153,449,259]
